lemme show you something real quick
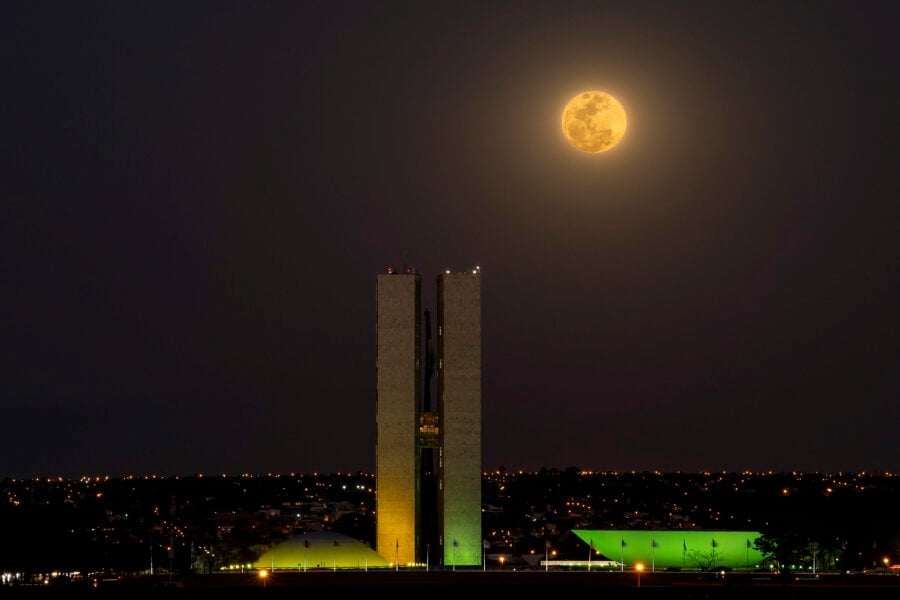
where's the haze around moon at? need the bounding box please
[561,91,627,153]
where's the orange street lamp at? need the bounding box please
[259,569,268,587]
[636,562,645,587]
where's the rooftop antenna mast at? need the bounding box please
[400,250,415,274]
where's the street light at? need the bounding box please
[544,542,550,572]
[636,562,644,587]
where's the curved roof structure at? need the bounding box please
[253,531,390,571]
[572,530,766,570]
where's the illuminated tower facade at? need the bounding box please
[375,270,421,567]
[436,271,482,567]
[375,266,482,568]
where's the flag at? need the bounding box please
[621,539,627,548]
[746,538,751,549]
[683,539,687,552]
[304,539,310,548]
[711,539,718,548]
[334,540,340,547]
[396,539,399,551]
[452,539,459,548]
[590,539,594,549]
[652,539,658,548]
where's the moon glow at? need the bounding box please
[562,91,627,153]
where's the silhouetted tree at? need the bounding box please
[685,548,721,571]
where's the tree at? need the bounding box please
[684,548,722,571]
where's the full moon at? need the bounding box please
[562,91,627,153]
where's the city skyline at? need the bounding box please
[1,2,897,478]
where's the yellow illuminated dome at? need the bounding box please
[252,531,390,570]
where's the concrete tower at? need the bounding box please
[436,270,482,567]
[375,270,421,567]
[375,266,482,568]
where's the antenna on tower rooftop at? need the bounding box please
[401,251,414,274]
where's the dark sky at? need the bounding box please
[2,1,897,478]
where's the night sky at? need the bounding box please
[2,1,897,479]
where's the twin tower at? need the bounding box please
[375,266,482,567]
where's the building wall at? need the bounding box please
[375,273,421,566]
[437,272,482,566]
[571,530,766,571]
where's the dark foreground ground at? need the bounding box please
[4,571,900,597]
